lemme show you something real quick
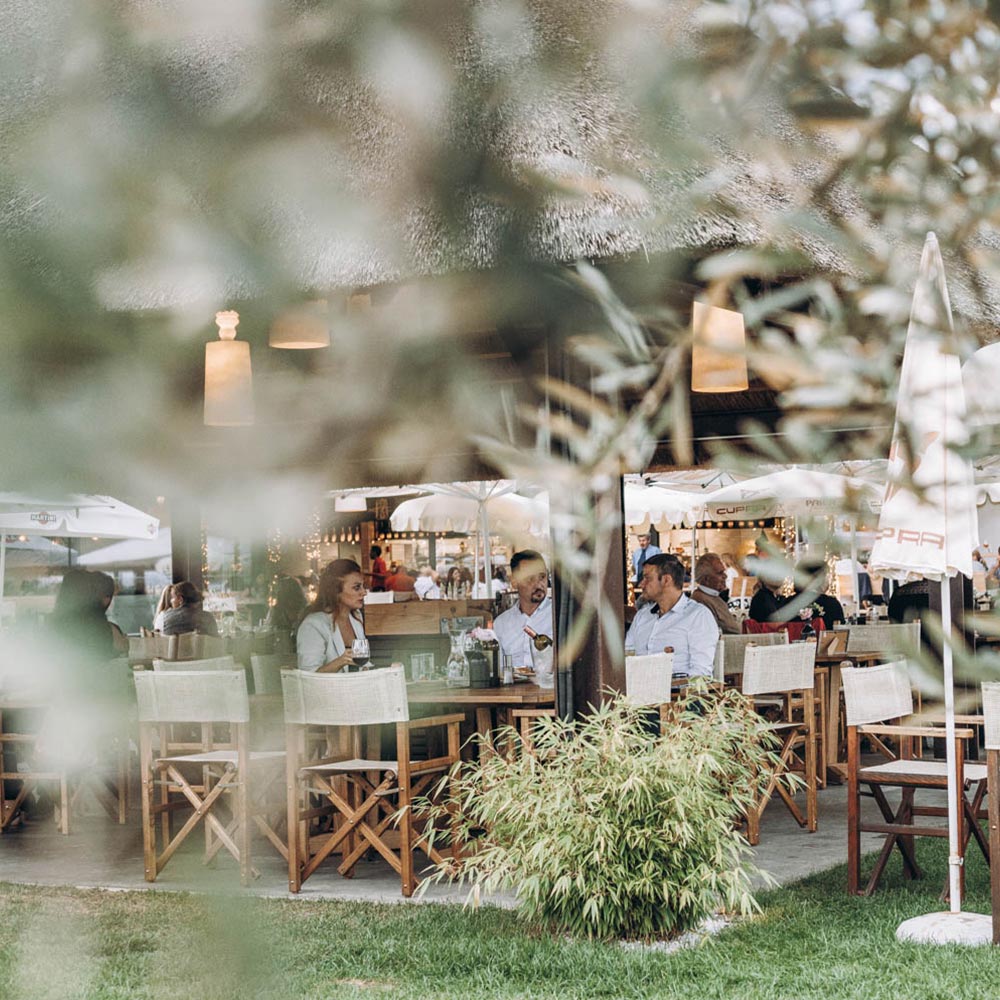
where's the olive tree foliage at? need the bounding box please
[1,0,998,608]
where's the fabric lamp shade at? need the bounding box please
[268,299,330,349]
[691,301,749,393]
[204,310,254,427]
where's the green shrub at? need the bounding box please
[420,684,789,942]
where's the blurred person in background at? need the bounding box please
[721,553,740,593]
[748,577,787,623]
[690,553,740,634]
[386,564,416,592]
[160,581,219,636]
[297,559,366,672]
[152,583,174,632]
[793,559,846,627]
[265,575,308,653]
[93,571,128,654]
[631,533,662,586]
[49,569,117,666]
[413,566,442,600]
[369,544,388,591]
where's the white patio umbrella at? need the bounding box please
[0,494,160,604]
[701,468,882,595]
[390,481,548,589]
[867,234,984,943]
[700,468,882,521]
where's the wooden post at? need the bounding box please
[169,498,204,590]
[560,478,627,720]
[847,726,861,894]
[988,749,1000,945]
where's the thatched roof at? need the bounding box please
[2,0,997,326]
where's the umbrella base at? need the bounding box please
[896,911,993,946]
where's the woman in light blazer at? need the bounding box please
[296,559,367,672]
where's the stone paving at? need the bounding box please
[0,779,899,905]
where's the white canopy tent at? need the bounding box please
[0,494,160,606]
[622,481,702,532]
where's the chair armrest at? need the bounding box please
[858,724,975,739]
[919,713,984,726]
[401,713,466,731]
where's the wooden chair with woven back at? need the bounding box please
[282,665,464,897]
[981,681,1000,944]
[624,652,675,731]
[1,657,133,834]
[740,641,819,846]
[843,660,988,897]
[716,631,828,789]
[152,655,238,672]
[134,669,286,885]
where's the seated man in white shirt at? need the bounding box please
[492,549,553,667]
[624,553,719,679]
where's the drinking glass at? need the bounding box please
[351,638,372,669]
[410,653,433,681]
[501,653,515,685]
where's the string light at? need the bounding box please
[266,528,283,566]
[780,516,797,595]
[305,509,322,566]
[200,525,209,583]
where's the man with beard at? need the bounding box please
[492,549,553,667]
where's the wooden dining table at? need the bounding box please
[406,681,556,739]
[248,680,556,752]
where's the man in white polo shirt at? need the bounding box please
[625,553,719,679]
[492,549,553,667]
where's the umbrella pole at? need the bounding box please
[940,577,962,913]
[850,518,860,617]
[690,524,697,585]
[0,535,5,621]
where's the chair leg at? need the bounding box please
[58,774,69,835]
[237,777,251,888]
[286,738,302,893]
[847,728,861,895]
[806,723,818,833]
[139,734,157,883]
[988,752,1000,945]
[398,781,415,898]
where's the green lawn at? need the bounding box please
[1,843,998,1000]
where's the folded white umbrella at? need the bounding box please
[868,233,980,940]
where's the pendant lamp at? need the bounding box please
[204,310,254,426]
[268,299,330,349]
[690,301,749,393]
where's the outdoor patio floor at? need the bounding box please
[0,779,899,904]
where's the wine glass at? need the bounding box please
[352,637,372,670]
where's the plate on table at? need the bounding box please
[513,667,535,683]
